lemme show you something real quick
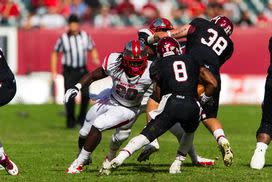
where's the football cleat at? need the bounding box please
[66,159,83,174]
[0,154,19,176]
[219,140,233,167]
[99,157,111,176]
[169,159,182,174]
[193,156,215,166]
[250,148,266,170]
[137,139,159,162]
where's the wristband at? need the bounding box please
[200,93,211,103]
[167,30,172,37]
[75,83,82,90]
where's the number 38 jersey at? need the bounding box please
[187,18,233,73]
[102,53,153,107]
[153,54,202,97]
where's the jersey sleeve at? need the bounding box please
[102,53,122,76]
[54,36,64,52]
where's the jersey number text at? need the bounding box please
[201,28,228,56]
[173,61,188,82]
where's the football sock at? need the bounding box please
[107,137,122,161]
[256,142,268,152]
[117,134,150,163]
[187,145,198,163]
[178,132,194,156]
[77,148,91,164]
[213,129,226,145]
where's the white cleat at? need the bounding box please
[66,159,83,174]
[137,139,160,162]
[219,140,233,167]
[0,154,19,176]
[99,157,112,176]
[250,149,266,170]
[193,156,215,166]
[169,159,182,174]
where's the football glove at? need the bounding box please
[200,93,214,106]
[64,83,82,103]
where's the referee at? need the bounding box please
[51,14,100,128]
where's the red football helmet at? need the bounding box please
[122,40,148,77]
[149,18,173,32]
[157,37,181,58]
[211,15,233,36]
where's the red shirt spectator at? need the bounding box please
[116,0,135,15]
[44,0,59,7]
[0,0,20,17]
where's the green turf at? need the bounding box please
[0,104,270,181]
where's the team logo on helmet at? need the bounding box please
[122,40,148,77]
[157,37,181,58]
[211,15,233,36]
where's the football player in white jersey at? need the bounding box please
[64,40,153,174]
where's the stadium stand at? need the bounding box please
[1,0,272,28]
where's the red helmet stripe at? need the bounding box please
[131,40,141,57]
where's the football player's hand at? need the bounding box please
[64,84,81,103]
[200,93,214,106]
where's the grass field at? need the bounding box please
[0,104,271,181]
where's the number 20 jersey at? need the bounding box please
[102,53,153,107]
[187,18,234,73]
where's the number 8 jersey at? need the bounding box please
[186,18,234,74]
[102,53,153,107]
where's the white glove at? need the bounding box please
[64,83,82,103]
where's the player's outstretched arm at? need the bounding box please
[64,67,107,103]
[148,24,191,44]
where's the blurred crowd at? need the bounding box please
[0,0,272,29]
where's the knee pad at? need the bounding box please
[112,129,131,143]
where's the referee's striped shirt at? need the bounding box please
[54,30,95,68]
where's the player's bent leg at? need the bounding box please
[169,132,194,174]
[137,98,160,162]
[67,126,102,174]
[169,123,215,166]
[110,135,151,170]
[202,118,233,167]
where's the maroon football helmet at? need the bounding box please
[157,37,181,58]
[211,15,233,36]
[149,18,173,32]
[122,40,148,77]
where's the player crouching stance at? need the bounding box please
[105,37,217,174]
[0,49,19,175]
[64,40,153,174]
